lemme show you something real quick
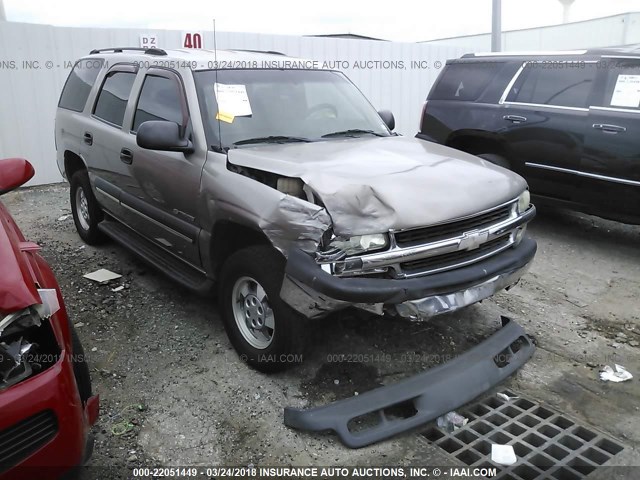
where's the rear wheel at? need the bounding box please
[70,170,105,244]
[478,153,510,170]
[219,245,307,373]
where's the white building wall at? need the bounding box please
[0,22,470,186]
[423,12,640,51]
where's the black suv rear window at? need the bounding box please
[58,59,104,112]
[93,72,136,127]
[506,63,597,108]
[430,62,503,101]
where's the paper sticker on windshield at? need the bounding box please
[216,112,235,123]
[610,75,640,108]
[214,83,252,117]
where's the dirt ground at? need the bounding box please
[4,184,640,478]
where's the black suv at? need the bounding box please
[418,49,640,224]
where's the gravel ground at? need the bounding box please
[4,184,640,478]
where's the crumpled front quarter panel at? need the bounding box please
[201,152,332,254]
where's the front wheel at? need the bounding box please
[219,245,307,373]
[70,170,105,245]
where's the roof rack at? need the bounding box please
[229,49,286,56]
[89,47,167,56]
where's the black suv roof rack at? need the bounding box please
[89,47,167,56]
[229,49,286,56]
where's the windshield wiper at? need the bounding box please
[321,129,384,138]
[232,136,311,146]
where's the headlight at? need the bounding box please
[0,289,61,390]
[328,233,388,256]
[517,190,530,215]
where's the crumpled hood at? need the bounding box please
[227,136,527,236]
[0,203,40,314]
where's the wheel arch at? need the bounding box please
[208,220,274,277]
[64,150,88,180]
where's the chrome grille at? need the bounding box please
[394,204,513,246]
[400,234,512,274]
[323,199,534,280]
[0,410,58,472]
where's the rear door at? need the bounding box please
[118,68,204,266]
[499,61,598,202]
[581,57,640,221]
[88,64,138,218]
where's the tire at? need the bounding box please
[70,170,105,245]
[478,153,511,170]
[70,324,93,404]
[219,245,307,373]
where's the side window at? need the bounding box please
[133,75,184,132]
[429,62,503,101]
[93,71,136,127]
[598,60,640,110]
[58,59,104,112]
[506,63,597,108]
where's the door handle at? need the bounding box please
[83,132,93,145]
[503,115,527,123]
[120,148,133,164]
[593,123,626,134]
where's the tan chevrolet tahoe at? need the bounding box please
[55,47,536,374]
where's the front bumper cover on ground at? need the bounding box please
[284,317,534,448]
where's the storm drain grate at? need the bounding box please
[421,391,624,479]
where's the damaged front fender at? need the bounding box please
[259,195,332,255]
[202,151,333,256]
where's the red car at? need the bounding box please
[0,158,99,480]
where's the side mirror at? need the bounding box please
[378,110,395,131]
[137,121,194,153]
[0,158,35,195]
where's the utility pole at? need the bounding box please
[491,0,502,52]
[559,0,575,24]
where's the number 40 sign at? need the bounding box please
[182,32,204,49]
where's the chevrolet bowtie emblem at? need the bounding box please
[459,230,489,251]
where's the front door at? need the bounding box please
[119,69,205,266]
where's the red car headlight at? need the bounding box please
[0,289,62,389]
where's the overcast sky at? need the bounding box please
[4,0,640,42]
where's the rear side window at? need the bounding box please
[58,59,104,112]
[93,71,136,127]
[133,75,184,132]
[598,59,640,110]
[429,62,503,101]
[506,63,597,108]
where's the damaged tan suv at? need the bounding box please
[55,47,536,372]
